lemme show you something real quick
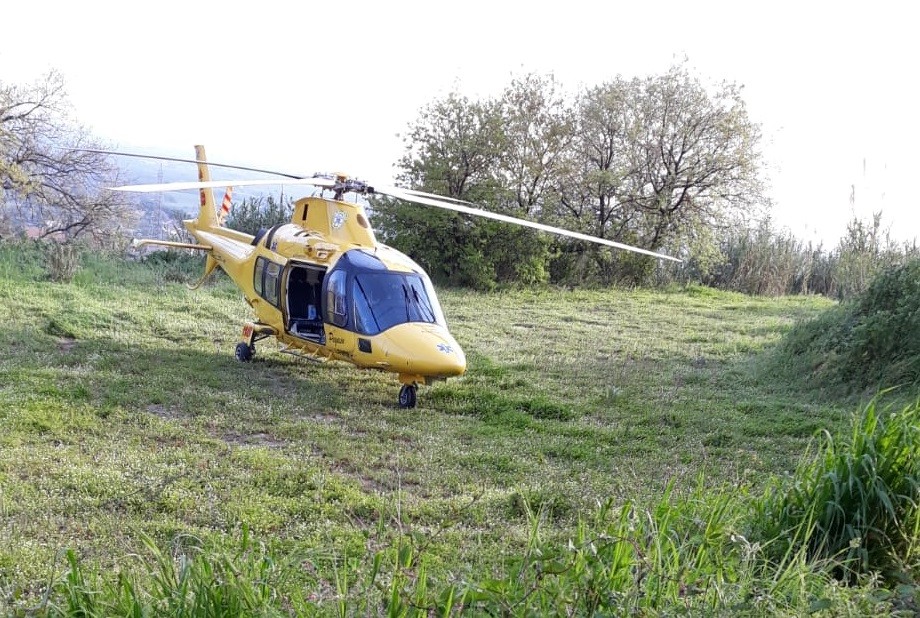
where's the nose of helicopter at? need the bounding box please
[376,323,466,378]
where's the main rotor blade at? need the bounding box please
[111,178,336,192]
[378,187,681,263]
[74,148,306,179]
[394,187,476,206]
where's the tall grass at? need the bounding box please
[755,398,920,582]
[26,529,295,618]
[688,213,919,299]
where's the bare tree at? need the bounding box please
[1,71,137,245]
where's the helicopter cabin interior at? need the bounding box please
[285,262,326,343]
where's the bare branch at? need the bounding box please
[1,71,138,245]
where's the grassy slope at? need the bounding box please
[0,245,863,609]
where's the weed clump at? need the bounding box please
[45,243,81,283]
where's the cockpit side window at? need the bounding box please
[254,258,265,297]
[254,256,282,307]
[326,269,348,327]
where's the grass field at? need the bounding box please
[0,244,913,615]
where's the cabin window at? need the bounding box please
[254,256,282,307]
[326,269,348,327]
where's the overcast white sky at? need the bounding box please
[3,0,916,246]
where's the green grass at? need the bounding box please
[0,243,916,615]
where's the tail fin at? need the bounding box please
[194,145,219,229]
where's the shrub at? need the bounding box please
[769,258,920,393]
[45,242,81,283]
[225,195,293,235]
[140,250,208,286]
[844,259,920,387]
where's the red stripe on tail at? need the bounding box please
[218,186,233,225]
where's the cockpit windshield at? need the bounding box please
[323,249,447,336]
[353,272,444,335]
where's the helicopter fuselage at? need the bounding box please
[185,195,466,390]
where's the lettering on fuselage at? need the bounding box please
[329,335,345,345]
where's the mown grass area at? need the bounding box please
[0,243,916,615]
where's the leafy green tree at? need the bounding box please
[225,194,294,235]
[628,66,764,251]
[378,65,766,288]
[1,71,135,245]
[497,73,574,217]
[397,92,504,200]
[556,65,766,283]
[490,73,575,284]
[374,92,549,288]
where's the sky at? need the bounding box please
[2,0,916,247]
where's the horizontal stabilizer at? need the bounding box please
[133,239,213,251]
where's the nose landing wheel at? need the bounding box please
[398,384,417,409]
[235,342,254,362]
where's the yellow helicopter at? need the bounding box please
[107,146,680,408]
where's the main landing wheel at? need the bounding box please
[235,342,254,362]
[398,384,417,409]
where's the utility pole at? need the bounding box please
[156,163,164,239]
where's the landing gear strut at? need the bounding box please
[235,322,275,363]
[398,384,417,409]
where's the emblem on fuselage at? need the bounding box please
[332,210,347,229]
[436,343,453,354]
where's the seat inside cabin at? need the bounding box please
[286,265,325,342]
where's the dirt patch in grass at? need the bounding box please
[222,431,287,449]
[146,404,182,419]
[56,336,77,352]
